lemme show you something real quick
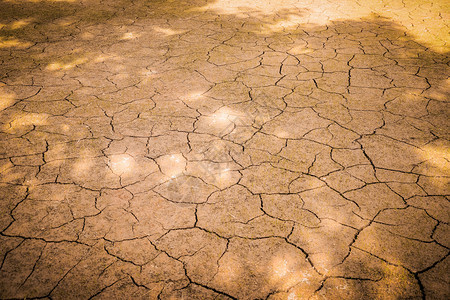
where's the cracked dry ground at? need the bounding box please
[0,0,449,299]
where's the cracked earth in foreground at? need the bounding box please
[0,0,449,299]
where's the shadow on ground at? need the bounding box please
[0,0,449,299]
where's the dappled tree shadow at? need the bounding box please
[0,0,449,299]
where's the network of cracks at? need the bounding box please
[0,0,449,299]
